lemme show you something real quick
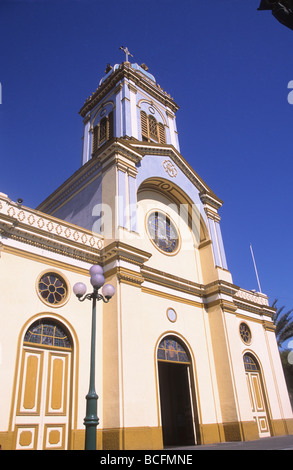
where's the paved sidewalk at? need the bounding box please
[170,435,293,450]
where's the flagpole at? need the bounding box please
[250,244,262,293]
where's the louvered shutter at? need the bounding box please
[108,111,114,139]
[141,111,148,141]
[158,123,166,144]
[92,126,98,153]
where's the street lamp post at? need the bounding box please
[73,265,115,450]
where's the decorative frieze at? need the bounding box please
[235,288,269,306]
[0,194,104,261]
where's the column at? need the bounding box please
[81,116,91,165]
[128,170,138,232]
[115,83,123,138]
[121,81,132,137]
[128,83,138,140]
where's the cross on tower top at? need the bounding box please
[119,46,133,62]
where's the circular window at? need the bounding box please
[147,211,179,254]
[240,322,252,345]
[167,308,177,323]
[37,272,69,307]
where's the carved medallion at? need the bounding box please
[163,160,177,178]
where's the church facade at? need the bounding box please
[0,57,292,450]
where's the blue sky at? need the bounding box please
[0,0,293,308]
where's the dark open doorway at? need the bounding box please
[158,361,196,447]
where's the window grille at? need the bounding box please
[38,272,68,306]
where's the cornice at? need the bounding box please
[37,138,143,215]
[96,138,143,166]
[200,194,223,213]
[141,265,203,297]
[262,320,276,332]
[234,300,274,317]
[204,279,237,298]
[79,63,179,118]
[203,280,273,315]
[37,156,102,214]
[100,243,273,320]
[105,265,144,287]
[101,240,152,267]
[205,298,238,313]
[130,141,223,206]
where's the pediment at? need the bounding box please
[128,140,223,210]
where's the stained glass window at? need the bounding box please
[243,354,259,372]
[240,323,252,345]
[157,337,190,364]
[147,212,179,254]
[24,321,71,349]
[38,272,68,306]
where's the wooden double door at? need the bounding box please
[13,320,73,450]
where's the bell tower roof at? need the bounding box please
[78,50,181,166]
[79,57,178,118]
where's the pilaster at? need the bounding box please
[200,192,230,280]
[98,139,142,241]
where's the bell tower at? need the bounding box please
[79,49,180,167]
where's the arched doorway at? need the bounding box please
[157,336,199,446]
[13,319,73,450]
[243,353,271,438]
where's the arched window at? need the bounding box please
[24,319,72,350]
[243,353,259,372]
[149,115,158,141]
[99,117,107,143]
[140,111,166,144]
[92,111,114,154]
[157,336,190,363]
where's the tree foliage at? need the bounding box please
[272,299,293,348]
[272,300,293,408]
